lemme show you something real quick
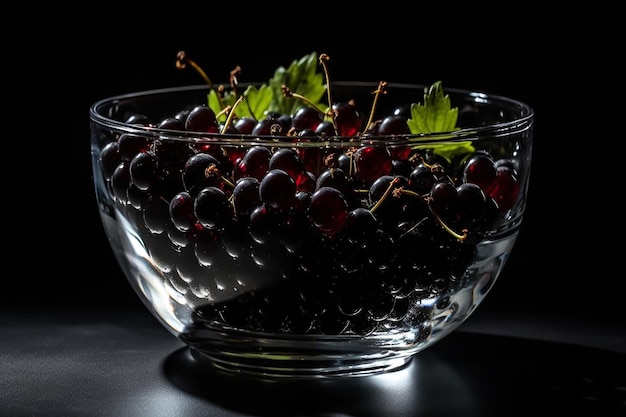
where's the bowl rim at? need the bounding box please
[89,81,534,146]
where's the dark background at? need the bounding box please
[9,10,614,330]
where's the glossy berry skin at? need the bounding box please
[110,161,131,204]
[252,117,285,136]
[118,133,150,161]
[292,107,323,132]
[377,115,410,135]
[235,146,271,181]
[183,153,224,196]
[259,169,297,210]
[125,113,152,126]
[463,152,497,193]
[268,148,305,182]
[185,105,219,133]
[232,177,261,218]
[316,168,351,195]
[193,186,232,230]
[129,152,157,191]
[409,164,437,196]
[344,207,378,243]
[429,181,458,222]
[142,195,170,234]
[353,146,393,186]
[158,117,185,131]
[332,102,362,136]
[309,186,348,237]
[248,204,274,244]
[315,120,336,136]
[489,164,520,212]
[464,153,520,213]
[169,191,196,232]
[234,117,257,134]
[455,183,486,227]
[99,142,121,180]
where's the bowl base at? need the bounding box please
[180,325,424,378]
[189,347,414,379]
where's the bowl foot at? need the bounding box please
[189,347,414,379]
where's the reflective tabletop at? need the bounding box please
[1,307,624,417]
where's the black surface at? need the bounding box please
[1,309,624,417]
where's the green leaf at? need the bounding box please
[208,84,274,122]
[267,51,327,115]
[235,84,274,120]
[407,81,458,134]
[407,81,474,162]
[206,51,327,121]
[207,90,227,120]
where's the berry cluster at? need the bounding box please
[97,53,521,336]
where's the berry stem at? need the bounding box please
[176,50,214,89]
[176,50,227,111]
[394,187,422,199]
[222,175,236,189]
[216,105,232,120]
[230,65,242,96]
[370,177,400,213]
[220,96,245,133]
[319,53,333,113]
[363,81,388,133]
[282,85,329,117]
[396,187,467,241]
[429,204,468,242]
[318,53,341,135]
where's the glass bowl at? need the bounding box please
[90,80,533,378]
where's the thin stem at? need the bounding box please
[429,205,468,242]
[176,51,213,89]
[220,96,245,133]
[370,177,400,213]
[230,65,242,96]
[176,50,227,111]
[319,53,333,112]
[395,186,467,241]
[215,106,231,120]
[282,85,330,117]
[318,53,339,134]
[363,81,388,133]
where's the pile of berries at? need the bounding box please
[97,53,520,336]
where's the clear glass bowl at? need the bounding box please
[90,81,533,378]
